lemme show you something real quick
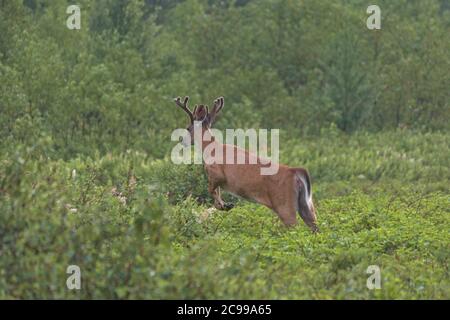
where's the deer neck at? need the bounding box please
[193,128,223,164]
[200,128,220,151]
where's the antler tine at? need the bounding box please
[174,96,194,122]
[208,96,224,124]
[212,96,224,113]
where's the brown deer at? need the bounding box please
[173,96,318,232]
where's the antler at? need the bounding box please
[209,97,224,123]
[174,96,194,123]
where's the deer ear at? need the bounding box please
[194,105,208,121]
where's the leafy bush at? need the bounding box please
[1,0,449,300]
[0,132,448,299]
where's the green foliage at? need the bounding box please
[281,130,450,194]
[147,159,210,204]
[0,0,449,299]
[1,132,449,299]
[2,0,450,160]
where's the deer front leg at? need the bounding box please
[208,180,233,211]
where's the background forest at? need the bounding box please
[0,0,449,299]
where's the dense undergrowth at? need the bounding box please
[1,130,448,299]
[1,0,449,299]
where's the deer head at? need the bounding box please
[174,96,224,146]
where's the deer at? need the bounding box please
[173,96,318,233]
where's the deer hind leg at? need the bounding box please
[208,180,233,211]
[273,204,298,227]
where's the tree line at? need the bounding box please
[1,0,449,159]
